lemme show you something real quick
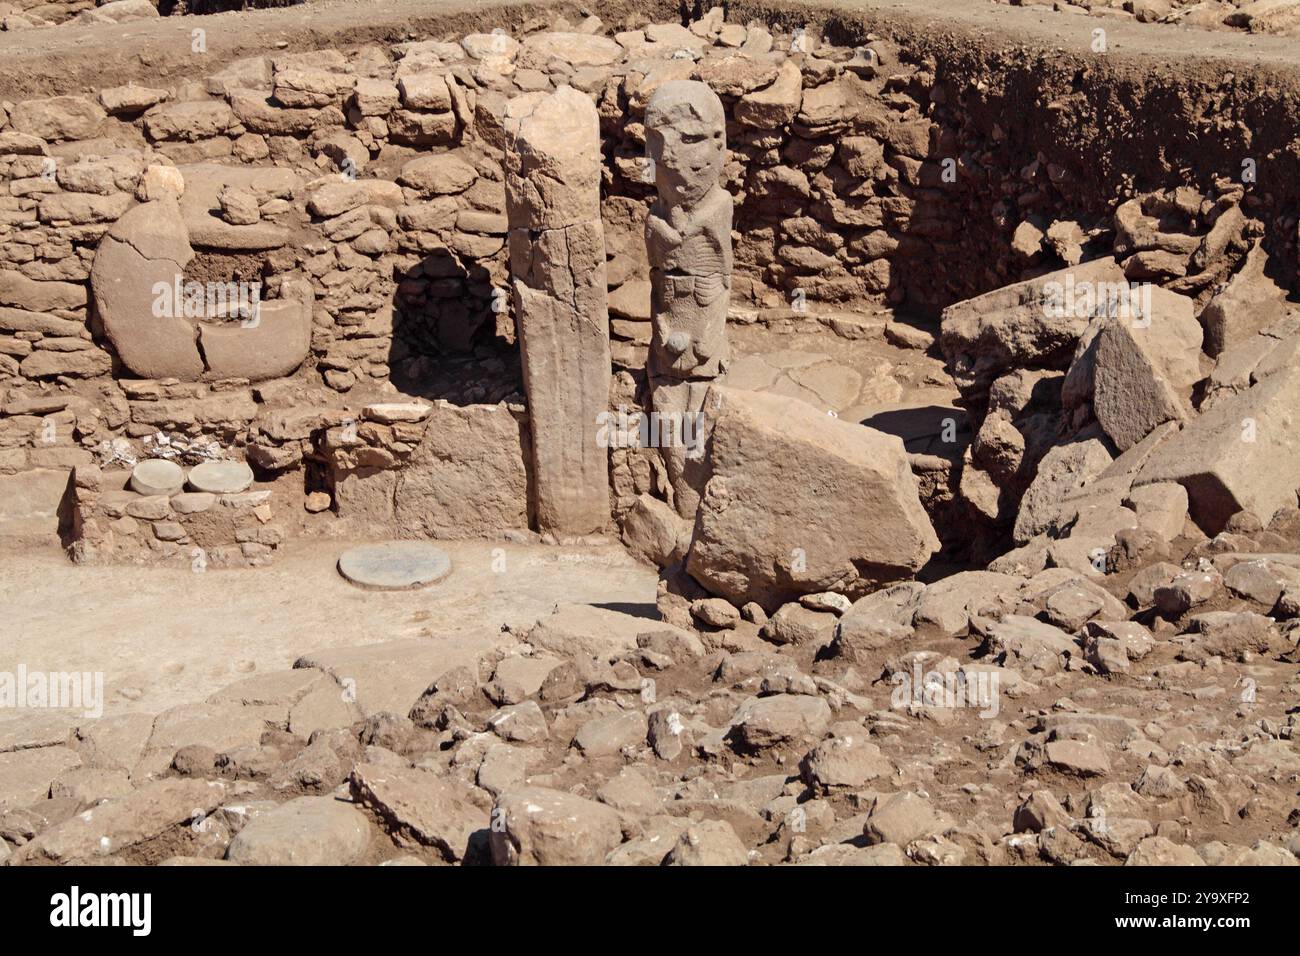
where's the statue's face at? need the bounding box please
[646,99,724,206]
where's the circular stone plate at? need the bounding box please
[188,460,254,495]
[129,458,185,496]
[337,542,452,591]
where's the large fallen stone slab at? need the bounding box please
[0,713,75,753]
[70,712,156,773]
[1013,433,1115,543]
[207,668,325,726]
[1200,243,1292,357]
[685,385,939,609]
[940,258,1127,408]
[1135,364,1300,533]
[1202,320,1300,410]
[1085,288,1203,451]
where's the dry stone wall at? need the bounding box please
[0,8,1289,553]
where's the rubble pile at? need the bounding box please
[6,497,1300,866]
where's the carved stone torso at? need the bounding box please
[644,93,733,381]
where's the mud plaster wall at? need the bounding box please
[0,2,1295,519]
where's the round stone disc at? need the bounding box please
[129,458,185,496]
[188,460,254,494]
[337,542,452,591]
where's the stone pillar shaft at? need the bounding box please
[504,86,611,534]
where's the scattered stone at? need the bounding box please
[1081,620,1155,674]
[1044,739,1111,777]
[1125,836,1205,866]
[226,796,372,866]
[664,820,749,866]
[1183,610,1278,660]
[572,709,648,756]
[12,779,225,864]
[730,695,831,751]
[489,786,623,865]
[760,602,836,646]
[350,763,484,862]
[982,616,1078,675]
[1013,790,1072,832]
[488,701,549,743]
[690,597,740,629]
[647,707,689,760]
[863,792,952,847]
[800,733,893,792]
[1154,569,1220,618]
[915,572,1019,636]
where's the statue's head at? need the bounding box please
[645,80,726,206]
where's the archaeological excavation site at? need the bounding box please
[2,0,1300,881]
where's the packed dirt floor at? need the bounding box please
[2,538,656,720]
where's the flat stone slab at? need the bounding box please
[337,541,451,591]
[0,469,70,546]
[362,402,431,424]
[129,458,185,496]
[187,460,254,494]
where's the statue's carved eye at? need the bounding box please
[681,133,706,144]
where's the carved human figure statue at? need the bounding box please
[644,80,732,381]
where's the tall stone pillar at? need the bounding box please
[644,80,733,518]
[504,86,611,535]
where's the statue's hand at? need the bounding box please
[647,215,682,249]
